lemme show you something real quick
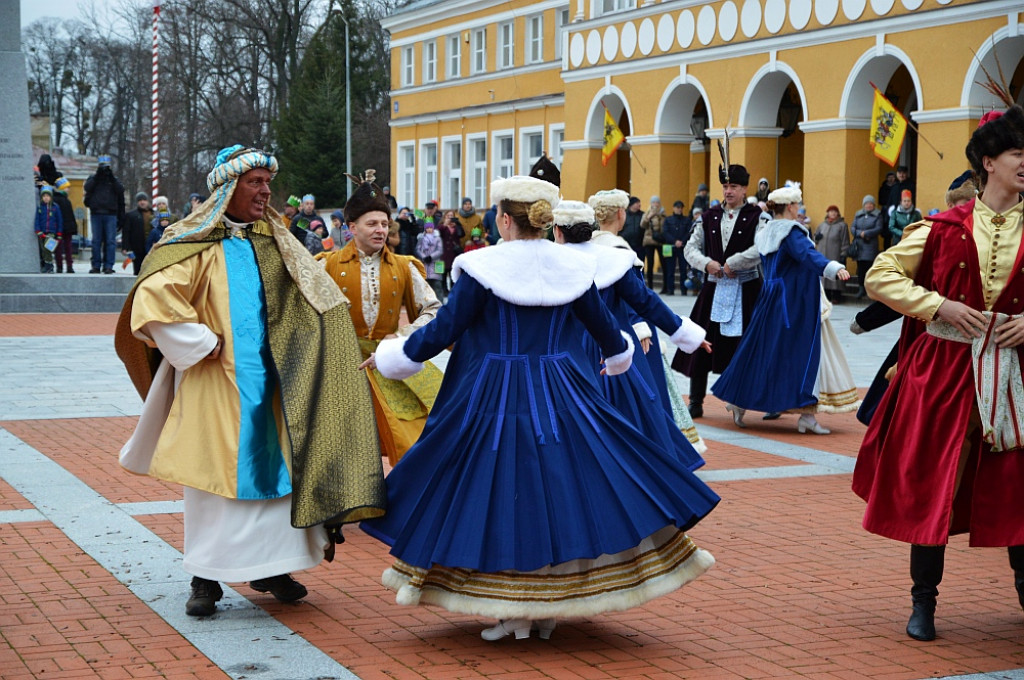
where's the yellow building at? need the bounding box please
[383,0,1024,223]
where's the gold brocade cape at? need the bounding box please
[115,221,386,528]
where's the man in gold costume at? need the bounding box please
[320,171,442,466]
[115,146,384,617]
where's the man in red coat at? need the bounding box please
[853,104,1024,641]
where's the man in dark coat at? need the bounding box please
[658,200,691,295]
[122,192,153,275]
[672,164,766,417]
[83,155,125,274]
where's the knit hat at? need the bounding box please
[862,194,876,206]
[287,195,301,209]
[153,195,169,207]
[900,189,913,201]
[552,200,595,227]
[966,105,1024,175]
[587,189,629,211]
[188,192,206,203]
[697,183,708,191]
[490,175,561,207]
[758,177,769,186]
[462,197,473,205]
[330,209,345,223]
[39,185,53,195]
[157,211,171,221]
[135,191,149,202]
[343,169,392,224]
[628,196,641,207]
[719,164,750,186]
[54,177,70,193]
[826,204,840,213]
[650,195,661,203]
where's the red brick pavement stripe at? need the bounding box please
[0,478,34,511]
[0,314,119,337]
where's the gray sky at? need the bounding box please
[19,0,124,28]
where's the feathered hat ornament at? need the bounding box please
[343,168,393,223]
[965,43,1024,177]
[717,124,732,183]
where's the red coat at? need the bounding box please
[853,200,1024,546]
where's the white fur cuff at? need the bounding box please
[632,321,652,341]
[604,331,635,376]
[374,336,423,380]
[823,260,845,280]
[670,317,706,354]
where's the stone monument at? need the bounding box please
[0,3,38,274]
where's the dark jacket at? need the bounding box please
[123,207,154,256]
[83,168,125,219]
[397,216,422,256]
[850,209,884,261]
[34,201,63,236]
[52,192,78,235]
[483,205,498,244]
[146,224,165,253]
[661,213,691,245]
[621,210,644,255]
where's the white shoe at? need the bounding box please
[532,618,557,640]
[481,619,532,641]
[797,414,830,434]
[725,404,746,428]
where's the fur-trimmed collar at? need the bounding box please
[755,219,810,255]
[563,241,637,289]
[590,230,643,266]
[452,238,597,306]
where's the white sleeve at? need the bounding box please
[142,321,218,371]
[397,261,442,337]
[683,220,711,271]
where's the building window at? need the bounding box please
[447,35,461,79]
[527,15,543,64]
[549,125,565,169]
[420,142,438,207]
[495,133,514,180]
[600,0,636,14]
[520,129,544,175]
[471,28,487,74]
[402,46,415,87]
[498,22,514,69]
[423,40,437,83]
[443,139,462,210]
[467,137,487,209]
[555,9,570,60]
[399,143,415,209]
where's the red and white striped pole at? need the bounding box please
[151,0,160,197]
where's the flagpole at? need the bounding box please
[151,0,160,197]
[869,82,943,161]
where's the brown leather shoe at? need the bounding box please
[185,577,223,616]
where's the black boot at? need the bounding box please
[185,576,223,616]
[907,544,945,641]
[1007,545,1024,612]
[687,400,703,418]
[250,573,308,603]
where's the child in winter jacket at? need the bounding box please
[888,190,922,245]
[415,223,445,300]
[34,186,63,273]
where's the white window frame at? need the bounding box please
[498,21,514,69]
[466,133,488,209]
[548,123,565,170]
[492,129,515,181]
[519,126,545,176]
[418,139,439,208]
[527,14,544,64]
[401,45,415,87]
[555,9,570,61]
[423,39,437,83]
[447,34,461,79]
[594,0,636,17]
[471,28,487,75]
[441,135,463,211]
[397,142,416,209]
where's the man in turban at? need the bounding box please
[320,170,442,466]
[115,146,384,617]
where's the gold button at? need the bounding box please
[962,234,967,240]
[342,287,347,293]
[959,294,966,301]
[1015,298,1020,304]
[388,309,394,314]
[959,262,967,268]
[341,271,347,276]
[392,291,397,296]
[393,276,398,281]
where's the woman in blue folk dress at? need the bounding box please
[552,200,711,469]
[360,177,719,642]
[712,184,852,434]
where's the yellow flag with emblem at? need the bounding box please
[602,106,625,166]
[870,87,907,167]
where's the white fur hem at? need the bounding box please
[632,322,652,341]
[374,336,423,380]
[670,317,706,353]
[381,548,715,620]
[823,260,845,280]
[604,331,635,376]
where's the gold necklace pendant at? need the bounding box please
[992,214,1006,226]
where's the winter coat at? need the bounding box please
[145,225,165,253]
[661,213,691,245]
[83,168,125,218]
[397,216,422,256]
[621,210,644,256]
[850,209,884,261]
[34,202,63,236]
[889,206,922,245]
[52,192,78,236]
[640,208,665,248]
[415,230,444,280]
[438,222,462,270]
[457,211,483,247]
[814,218,850,291]
[482,205,499,244]
[124,207,154,256]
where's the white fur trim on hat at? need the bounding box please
[374,335,423,380]
[766,185,802,205]
[603,331,635,376]
[552,200,595,226]
[453,239,597,306]
[490,176,561,208]
[588,189,629,211]
[669,318,706,354]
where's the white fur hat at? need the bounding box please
[587,189,629,210]
[490,176,561,208]
[552,200,595,226]
[766,183,802,205]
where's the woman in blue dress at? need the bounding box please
[552,199,711,469]
[360,177,719,641]
[712,184,852,434]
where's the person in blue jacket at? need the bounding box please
[360,176,719,643]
